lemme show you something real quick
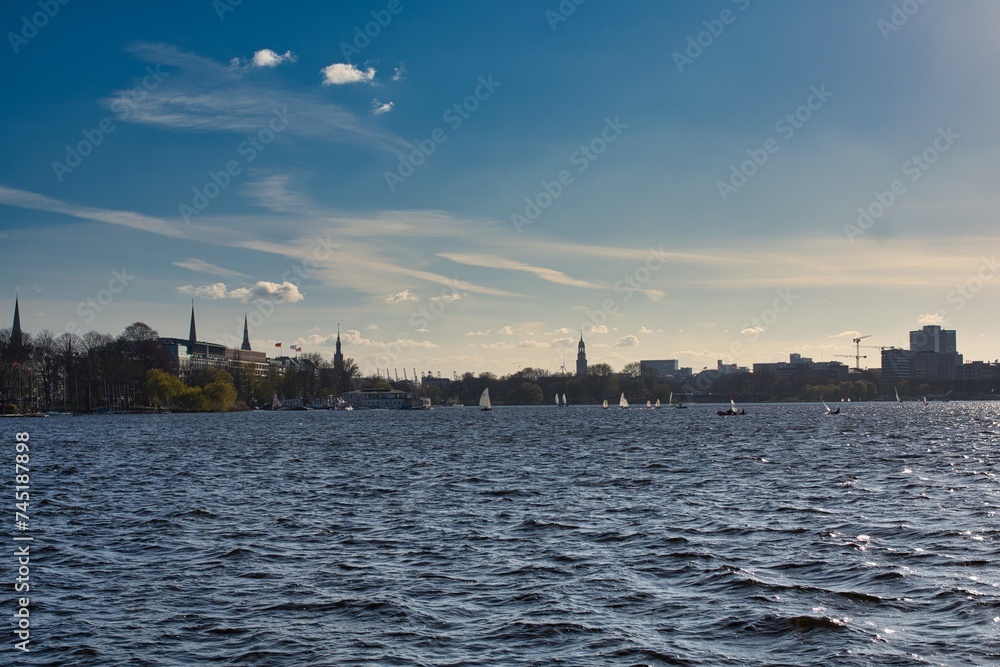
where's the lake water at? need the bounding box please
[5,402,999,665]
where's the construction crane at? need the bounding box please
[849,334,872,371]
[834,354,866,369]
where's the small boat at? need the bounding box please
[562,393,568,407]
[554,394,560,407]
[646,400,652,409]
[602,399,609,409]
[718,398,745,416]
[272,393,283,410]
[821,397,839,415]
[654,399,661,409]
[895,387,902,404]
[619,393,629,409]
[480,388,492,411]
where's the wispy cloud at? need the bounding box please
[439,252,604,289]
[0,185,187,238]
[385,290,418,304]
[371,98,394,115]
[173,258,251,279]
[103,42,404,151]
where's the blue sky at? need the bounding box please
[2,0,1000,376]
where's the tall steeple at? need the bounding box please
[188,301,197,351]
[11,294,23,350]
[576,331,587,377]
[333,324,344,371]
[241,314,251,351]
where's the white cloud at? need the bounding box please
[229,281,304,303]
[917,313,946,325]
[229,49,298,74]
[392,63,406,81]
[466,329,491,336]
[386,290,418,304]
[178,282,229,299]
[518,340,551,348]
[741,326,765,335]
[638,326,654,334]
[498,325,515,335]
[321,63,375,85]
[366,324,379,331]
[178,280,303,303]
[372,99,394,115]
[430,292,462,303]
[831,330,862,338]
[588,325,609,334]
[253,49,296,68]
[616,335,639,347]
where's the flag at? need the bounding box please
[275,343,282,348]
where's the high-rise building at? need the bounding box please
[909,325,957,353]
[576,333,587,377]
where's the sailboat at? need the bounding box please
[555,394,560,407]
[922,395,928,407]
[821,396,839,415]
[562,393,568,407]
[480,388,492,411]
[654,399,661,409]
[718,397,745,416]
[619,393,629,409]
[895,387,902,404]
[602,399,609,409]
[272,393,283,410]
[646,400,652,409]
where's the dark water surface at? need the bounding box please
[5,402,999,665]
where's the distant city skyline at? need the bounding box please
[3,1,1000,375]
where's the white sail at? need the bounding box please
[646,400,652,409]
[480,388,492,410]
[272,393,282,410]
[602,399,609,409]
[555,394,559,406]
[668,392,673,406]
[895,387,901,403]
[654,399,661,409]
[620,393,629,409]
[562,393,567,406]
[821,397,830,412]
[731,398,738,412]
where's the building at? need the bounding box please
[342,388,413,409]
[910,325,957,353]
[159,304,270,379]
[576,333,587,377]
[640,359,693,380]
[753,353,849,380]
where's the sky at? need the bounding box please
[2,0,1000,377]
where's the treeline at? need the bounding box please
[0,322,359,413]
[410,365,997,406]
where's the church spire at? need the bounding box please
[11,294,22,350]
[576,330,587,377]
[241,314,251,351]
[333,323,344,371]
[188,300,197,349]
